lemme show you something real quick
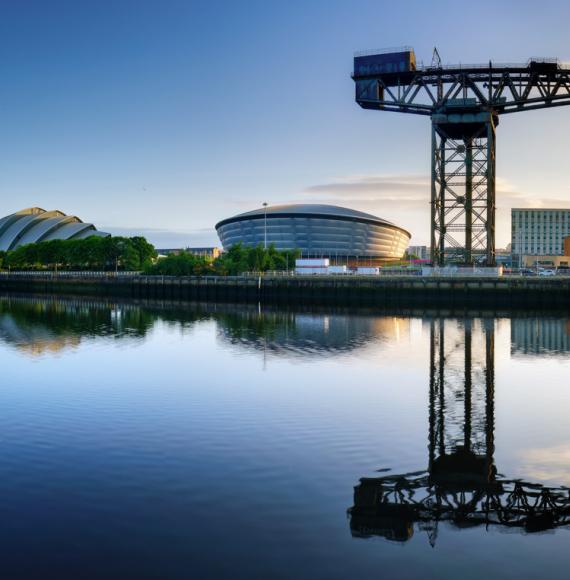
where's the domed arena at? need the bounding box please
[0,207,110,251]
[215,204,411,265]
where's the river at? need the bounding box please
[0,295,569,579]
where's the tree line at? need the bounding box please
[0,236,157,271]
[144,243,300,276]
[0,238,299,276]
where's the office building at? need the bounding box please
[407,245,430,261]
[511,208,570,266]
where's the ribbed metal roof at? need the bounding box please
[216,204,408,233]
[0,207,110,251]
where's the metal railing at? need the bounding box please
[353,61,570,74]
[0,270,141,277]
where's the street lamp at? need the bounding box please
[263,202,268,250]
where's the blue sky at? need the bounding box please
[1,0,569,247]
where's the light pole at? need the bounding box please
[263,202,268,250]
[517,229,520,270]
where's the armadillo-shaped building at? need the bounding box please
[0,207,110,251]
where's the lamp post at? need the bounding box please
[263,202,268,250]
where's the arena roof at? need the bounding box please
[0,207,110,251]
[215,204,410,236]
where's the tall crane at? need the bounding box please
[352,48,570,265]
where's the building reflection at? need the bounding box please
[0,296,408,360]
[216,309,408,359]
[511,317,570,357]
[349,318,570,544]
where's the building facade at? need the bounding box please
[511,208,570,266]
[407,245,430,261]
[215,204,411,265]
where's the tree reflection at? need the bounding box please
[0,295,184,355]
[0,296,408,359]
[349,318,570,544]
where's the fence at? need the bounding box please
[0,270,141,277]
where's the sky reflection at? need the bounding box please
[1,296,570,577]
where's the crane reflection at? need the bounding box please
[348,318,570,545]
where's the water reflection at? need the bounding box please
[349,318,570,544]
[511,318,570,357]
[217,309,408,359]
[0,296,155,355]
[2,295,570,577]
[0,295,409,360]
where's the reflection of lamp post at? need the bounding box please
[115,240,125,274]
[263,202,268,250]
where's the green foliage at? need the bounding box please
[144,243,300,276]
[144,252,215,276]
[4,236,157,271]
[214,243,300,276]
[2,237,299,277]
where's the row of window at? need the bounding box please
[513,211,570,217]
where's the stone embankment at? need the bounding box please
[0,273,568,307]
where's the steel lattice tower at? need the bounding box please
[353,49,570,265]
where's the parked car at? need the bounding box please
[538,269,556,277]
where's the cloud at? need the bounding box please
[304,174,429,200]
[297,173,570,246]
[302,174,527,206]
[519,444,570,486]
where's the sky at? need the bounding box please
[1,0,570,248]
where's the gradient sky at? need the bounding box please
[1,0,569,247]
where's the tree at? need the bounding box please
[2,236,156,271]
[130,236,157,269]
[143,252,214,276]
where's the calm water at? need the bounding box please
[1,295,570,579]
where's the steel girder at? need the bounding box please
[354,65,570,116]
[431,116,496,265]
[354,62,570,265]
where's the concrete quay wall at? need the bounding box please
[0,274,568,308]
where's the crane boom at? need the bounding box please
[353,49,570,265]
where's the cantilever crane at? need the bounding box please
[352,48,570,265]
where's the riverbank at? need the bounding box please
[0,273,569,307]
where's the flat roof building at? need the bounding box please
[407,245,430,261]
[512,208,570,265]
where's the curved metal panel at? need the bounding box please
[0,208,46,241]
[69,228,109,240]
[0,208,109,250]
[0,211,68,251]
[216,211,411,260]
[18,216,79,246]
[41,222,95,242]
